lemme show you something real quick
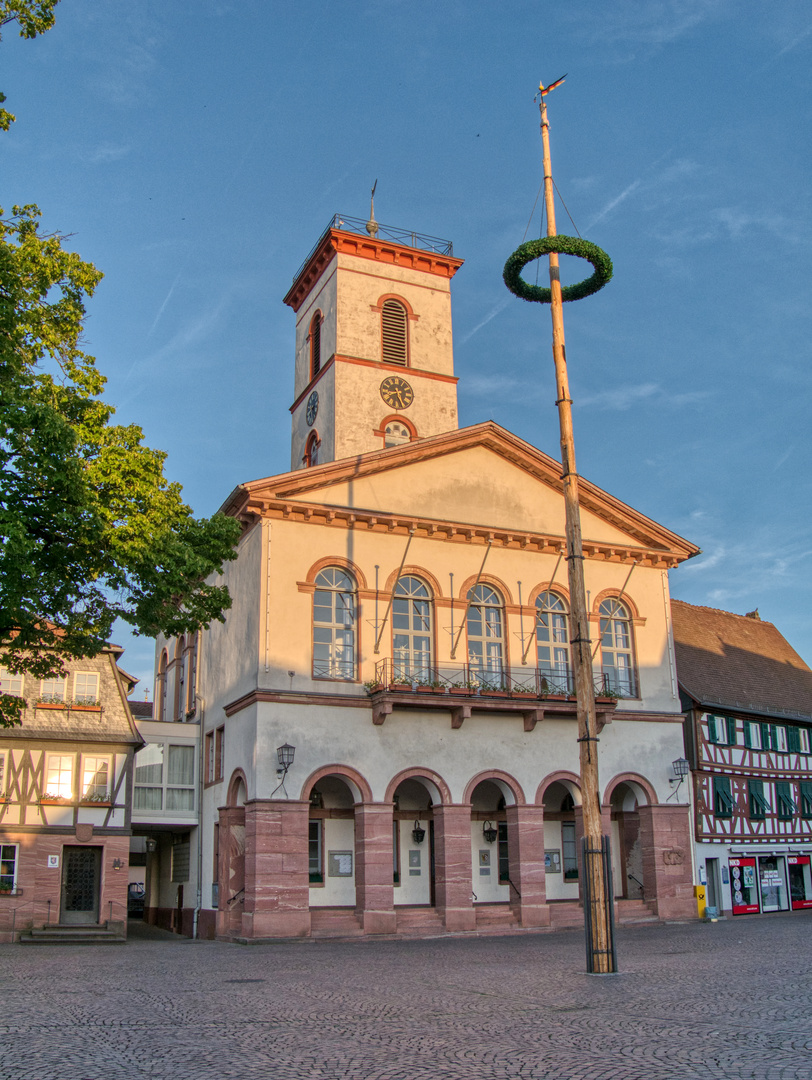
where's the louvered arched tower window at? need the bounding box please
[309,311,322,379]
[381,299,408,365]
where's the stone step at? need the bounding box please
[309,908,363,938]
[395,907,445,935]
[475,905,519,930]
[20,923,125,945]
[548,903,585,929]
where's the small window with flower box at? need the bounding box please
[73,672,100,707]
[39,675,67,705]
[81,756,111,803]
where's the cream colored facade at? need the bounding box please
[157,221,700,940]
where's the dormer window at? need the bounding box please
[309,311,322,379]
[381,299,408,365]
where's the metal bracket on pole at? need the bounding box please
[373,528,415,654]
[449,540,492,660]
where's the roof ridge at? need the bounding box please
[671,598,775,627]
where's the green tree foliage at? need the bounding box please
[0,205,242,726]
[0,1,60,130]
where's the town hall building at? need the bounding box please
[148,215,700,940]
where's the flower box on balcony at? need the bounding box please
[39,798,71,806]
[36,701,67,710]
[389,682,411,692]
[71,703,101,712]
[511,691,537,700]
[481,690,510,698]
[79,801,112,808]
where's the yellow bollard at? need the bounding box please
[694,885,706,919]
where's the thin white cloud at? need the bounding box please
[771,21,812,61]
[584,157,698,231]
[576,382,710,412]
[148,273,182,338]
[586,179,642,230]
[463,374,523,398]
[458,296,512,346]
[587,0,723,48]
[79,143,132,165]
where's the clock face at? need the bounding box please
[380,376,414,411]
[305,391,319,427]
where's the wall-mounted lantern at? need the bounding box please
[482,820,498,844]
[412,820,426,844]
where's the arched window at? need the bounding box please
[384,420,411,448]
[599,598,637,697]
[186,633,198,717]
[392,576,432,681]
[309,311,322,379]
[305,431,320,467]
[381,299,408,365]
[466,584,505,688]
[536,591,571,693]
[174,636,186,721]
[157,651,168,722]
[313,568,356,680]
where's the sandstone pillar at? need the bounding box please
[506,804,550,927]
[433,804,476,932]
[637,803,695,920]
[354,802,397,934]
[216,805,245,939]
[241,799,310,939]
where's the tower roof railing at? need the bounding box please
[291,214,454,283]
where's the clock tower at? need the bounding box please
[284,215,463,469]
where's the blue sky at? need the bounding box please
[4,1,811,692]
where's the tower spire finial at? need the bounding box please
[366,179,379,237]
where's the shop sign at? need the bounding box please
[729,857,759,915]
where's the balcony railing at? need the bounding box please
[292,214,454,282]
[372,659,618,699]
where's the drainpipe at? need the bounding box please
[192,632,206,939]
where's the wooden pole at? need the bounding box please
[538,91,615,974]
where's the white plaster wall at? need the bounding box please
[334,253,455,377]
[292,259,338,400]
[543,819,580,900]
[333,362,458,460]
[395,819,431,905]
[470,827,509,902]
[309,817,356,907]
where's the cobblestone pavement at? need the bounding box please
[2,914,811,1080]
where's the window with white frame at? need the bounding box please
[133,742,195,813]
[706,714,736,745]
[73,672,99,705]
[312,568,357,680]
[309,820,323,883]
[45,754,74,798]
[392,576,432,681]
[81,756,110,800]
[598,598,637,697]
[133,743,164,810]
[536,591,572,693]
[466,584,505,688]
[40,675,67,703]
[166,745,195,810]
[0,750,6,796]
[0,668,23,696]
[743,721,762,750]
[0,844,17,892]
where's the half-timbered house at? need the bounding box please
[672,600,812,917]
[0,646,143,941]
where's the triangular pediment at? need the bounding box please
[224,422,697,563]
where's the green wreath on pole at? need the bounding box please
[503,235,612,304]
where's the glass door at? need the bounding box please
[758,856,788,912]
[60,846,101,924]
[729,856,759,915]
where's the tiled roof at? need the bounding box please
[671,599,812,721]
[128,700,154,719]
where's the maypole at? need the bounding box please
[503,77,617,974]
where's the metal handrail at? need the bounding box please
[371,658,620,699]
[292,214,454,282]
